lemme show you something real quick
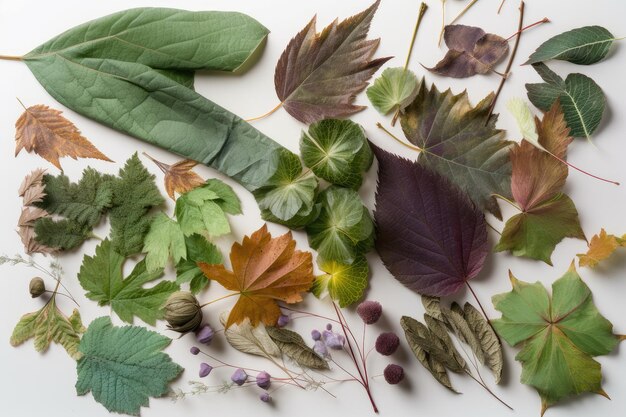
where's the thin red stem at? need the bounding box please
[505,17,549,41]
[548,151,619,185]
[465,281,500,338]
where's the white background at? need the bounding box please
[1,1,625,416]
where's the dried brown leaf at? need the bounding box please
[145,154,205,200]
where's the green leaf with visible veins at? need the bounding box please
[76,316,182,416]
[78,239,178,325]
[10,297,84,360]
[176,234,223,294]
[300,119,373,189]
[109,154,164,256]
[311,256,369,307]
[366,67,420,114]
[492,264,622,415]
[34,218,91,250]
[143,212,186,272]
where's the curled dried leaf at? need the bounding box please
[463,303,503,383]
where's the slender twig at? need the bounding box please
[497,0,506,14]
[465,369,513,409]
[376,122,422,152]
[505,17,549,41]
[245,102,283,122]
[438,1,447,46]
[485,0,524,123]
[439,0,480,45]
[546,148,619,186]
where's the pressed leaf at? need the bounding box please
[17,169,55,255]
[143,213,186,273]
[199,224,314,328]
[492,264,621,414]
[19,168,47,206]
[423,314,467,371]
[443,304,485,365]
[146,155,205,200]
[400,82,512,219]
[76,317,182,416]
[366,67,420,114]
[78,239,179,325]
[266,327,329,370]
[526,63,605,139]
[525,26,618,65]
[311,255,369,308]
[10,298,84,360]
[421,296,447,323]
[175,234,222,294]
[33,218,91,250]
[274,0,391,123]
[463,303,503,383]
[15,104,112,169]
[578,229,626,268]
[221,312,281,359]
[427,25,509,78]
[373,145,488,297]
[300,119,373,189]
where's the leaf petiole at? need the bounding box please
[0,54,22,61]
[376,122,422,152]
[245,101,284,122]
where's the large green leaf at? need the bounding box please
[526,63,605,139]
[525,26,618,65]
[311,255,369,307]
[492,264,621,414]
[78,239,179,325]
[76,317,182,415]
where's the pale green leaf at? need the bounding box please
[366,67,420,114]
[143,213,186,272]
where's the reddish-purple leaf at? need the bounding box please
[372,144,489,296]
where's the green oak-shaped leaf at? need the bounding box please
[255,150,319,226]
[78,239,179,325]
[143,213,186,272]
[300,119,373,189]
[495,194,584,265]
[492,264,622,415]
[525,26,618,66]
[526,63,605,139]
[305,186,374,264]
[311,256,369,307]
[366,67,420,115]
[76,317,182,415]
[176,234,223,294]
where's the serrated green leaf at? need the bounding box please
[143,213,186,272]
[366,67,420,114]
[266,327,329,370]
[175,234,222,294]
[300,119,373,189]
[306,186,374,264]
[526,63,605,139]
[202,179,242,215]
[34,218,91,250]
[76,316,182,415]
[175,182,237,237]
[78,239,178,325]
[312,256,369,307]
[10,298,84,360]
[525,26,618,65]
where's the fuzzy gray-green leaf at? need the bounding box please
[443,303,486,365]
[267,327,329,370]
[463,302,503,383]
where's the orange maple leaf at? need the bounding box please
[15,104,112,169]
[578,229,626,268]
[199,224,314,328]
[144,153,205,200]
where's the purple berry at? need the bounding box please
[196,325,215,345]
[260,392,271,403]
[231,368,248,386]
[384,364,404,385]
[326,323,332,331]
[189,346,200,355]
[313,340,329,358]
[357,301,382,324]
[256,371,271,389]
[277,314,290,327]
[311,329,321,341]
[375,332,400,356]
[199,363,213,378]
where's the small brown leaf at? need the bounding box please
[144,153,205,200]
[18,207,48,227]
[15,104,112,169]
[17,169,55,255]
[18,226,55,255]
[19,168,47,205]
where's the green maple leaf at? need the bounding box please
[143,213,186,272]
[311,255,369,307]
[78,239,178,325]
[109,153,164,256]
[76,317,182,415]
[10,297,85,360]
[492,263,623,415]
[175,233,223,294]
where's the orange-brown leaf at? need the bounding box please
[199,224,314,328]
[578,229,626,268]
[15,104,112,169]
[145,154,205,200]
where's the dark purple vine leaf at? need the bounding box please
[372,144,489,296]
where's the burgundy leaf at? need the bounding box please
[372,144,489,296]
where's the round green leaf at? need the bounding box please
[312,255,369,307]
[366,67,420,114]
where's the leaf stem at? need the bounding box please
[486,222,502,235]
[492,193,522,211]
[505,17,550,41]
[245,102,284,123]
[438,1,446,46]
[464,369,514,410]
[199,292,238,308]
[0,54,22,61]
[142,152,170,174]
[376,122,422,152]
[547,149,619,186]
[465,282,501,342]
[439,0,480,45]
[486,0,525,123]
[497,0,506,14]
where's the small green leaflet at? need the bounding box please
[143,213,186,272]
[176,234,223,294]
[526,63,605,139]
[10,297,84,360]
[525,26,619,65]
[306,186,374,265]
[312,256,369,307]
[492,264,623,415]
[366,67,420,115]
[76,317,182,416]
[300,119,373,189]
[78,239,179,325]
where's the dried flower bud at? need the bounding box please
[231,368,248,386]
[375,332,400,356]
[29,277,45,298]
[277,314,290,327]
[322,330,345,350]
[357,300,382,324]
[311,329,321,341]
[384,364,404,385]
[196,324,214,345]
[199,363,213,378]
[313,340,329,358]
[256,371,271,389]
[260,392,271,403]
[163,291,202,333]
[190,346,200,355]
